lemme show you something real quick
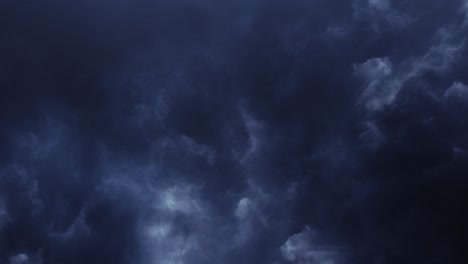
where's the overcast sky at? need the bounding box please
[1,0,468,263]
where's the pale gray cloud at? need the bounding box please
[239,107,267,166]
[355,26,466,112]
[354,57,394,111]
[353,0,413,31]
[444,81,468,101]
[280,228,340,264]
[462,0,468,27]
[9,254,29,264]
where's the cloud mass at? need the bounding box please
[1,0,468,263]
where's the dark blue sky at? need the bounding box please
[1,0,468,263]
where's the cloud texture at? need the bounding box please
[1,0,468,263]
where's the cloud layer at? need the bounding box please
[1,0,468,263]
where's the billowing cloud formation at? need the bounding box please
[1,0,468,263]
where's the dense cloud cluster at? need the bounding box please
[1,0,468,263]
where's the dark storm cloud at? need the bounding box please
[1,0,468,263]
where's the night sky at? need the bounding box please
[1,0,468,263]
